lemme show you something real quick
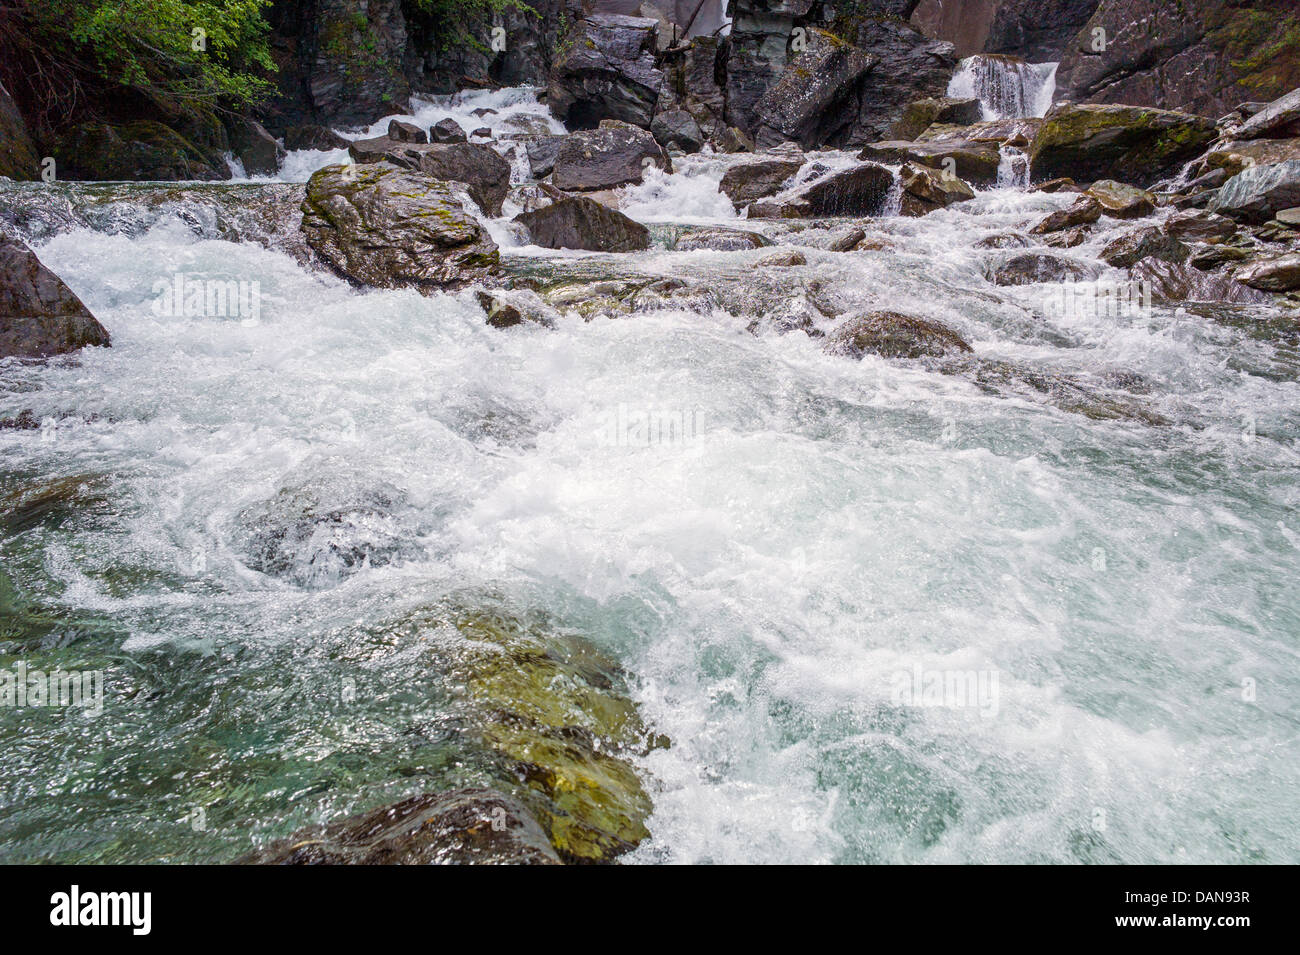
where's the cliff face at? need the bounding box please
[911,0,1100,60]
[1055,0,1300,116]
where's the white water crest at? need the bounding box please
[949,56,1059,120]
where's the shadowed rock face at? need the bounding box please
[550,123,671,192]
[300,163,499,292]
[1055,0,1300,117]
[984,0,1102,61]
[752,29,876,149]
[237,789,563,865]
[749,162,896,218]
[548,14,664,130]
[0,235,111,360]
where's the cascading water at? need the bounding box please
[949,55,1059,120]
[997,144,1031,189]
[3,86,1299,867]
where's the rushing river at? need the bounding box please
[2,89,1299,865]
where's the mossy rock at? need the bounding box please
[53,121,229,182]
[396,600,664,863]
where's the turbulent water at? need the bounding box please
[3,90,1300,865]
[949,56,1059,120]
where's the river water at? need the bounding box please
[2,89,1298,864]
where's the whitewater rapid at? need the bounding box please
[3,98,1300,865]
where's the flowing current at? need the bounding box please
[2,90,1299,865]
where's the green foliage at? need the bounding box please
[20,0,277,108]
[406,0,536,55]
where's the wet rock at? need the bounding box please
[300,0,410,125]
[1043,226,1091,249]
[53,121,230,182]
[1205,139,1300,173]
[1030,197,1102,234]
[475,289,551,329]
[300,163,499,292]
[0,235,111,359]
[1029,177,1079,194]
[551,124,670,192]
[1166,209,1238,242]
[0,474,113,536]
[524,136,564,178]
[1234,86,1300,140]
[1210,161,1300,224]
[891,97,983,140]
[547,14,663,130]
[992,252,1096,285]
[898,161,975,216]
[752,28,876,149]
[858,140,1002,187]
[228,118,287,177]
[348,138,511,217]
[718,157,804,206]
[827,226,867,252]
[471,127,493,140]
[1277,208,1300,227]
[1085,180,1155,219]
[1100,227,1189,268]
[1029,103,1217,187]
[513,195,650,252]
[233,474,418,587]
[757,250,807,267]
[238,789,561,865]
[651,109,704,153]
[673,227,770,251]
[1131,258,1273,304]
[748,161,895,218]
[1189,244,1251,270]
[1054,0,1300,119]
[284,124,350,151]
[0,82,39,181]
[1236,253,1300,291]
[843,17,959,146]
[430,118,468,144]
[976,233,1034,249]
[388,119,428,144]
[711,126,756,153]
[827,310,972,360]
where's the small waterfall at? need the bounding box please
[996,144,1030,189]
[948,55,1058,120]
[881,167,904,216]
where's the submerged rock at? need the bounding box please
[673,227,770,252]
[992,252,1097,285]
[300,163,498,291]
[239,789,561,865]
[513,196,650,253]
[0,234,111,359]
[827,311,972,360]
[1029,103,1217,187]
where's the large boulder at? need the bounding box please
[0,81,39,181]
[0,235,111,359]
[723,0,820,136]
[1029,103,1217,187]
[547,14,664,129]
[718,156,805,206]
[227,117,287,177]
[300,163,498,291]
[1234,86,1300,140]
[347,139,511,216]
[550,123,670,192]
[238,789,561,865]
[748,161,895,218]
[1055,0,1300,118]
[891,97,983,140]
[1099,226,1189,267]
[751,28,876,149]
[513,195,650,252]
[53,121,230,181]
[1210,161,1300,223]
[827,310,972,360]
[1236,253,1300,291]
